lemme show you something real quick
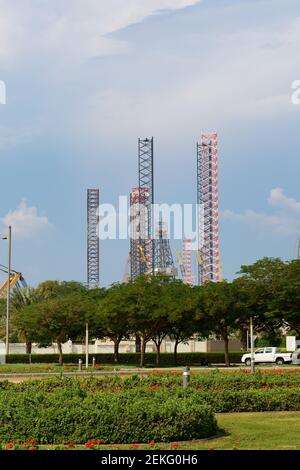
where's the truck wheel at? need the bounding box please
[276,358,284,365]
[245,358,252,366]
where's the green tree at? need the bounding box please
[127,275,173,367]
[268,259,300,333]
[18,292,88,364]
[37,280,87,299]
[11,287,40,353]
[163,281,198,365]
[235,257,286,346]
[195,281,243,366]
[95,284,131,363]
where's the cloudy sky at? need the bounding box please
[0,0,299,286]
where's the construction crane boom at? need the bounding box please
[0,265,27,299]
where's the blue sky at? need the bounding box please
[0,0,299,287]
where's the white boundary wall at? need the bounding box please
[0,338,242,355]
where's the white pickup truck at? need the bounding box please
[241,347,293,366]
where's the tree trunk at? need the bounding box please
[140,337,147,367]
[155,342,161,366]
[113,340,120,364]
[174,339,180,366]
[57,341,63,366]
[223,336,230,367]
[240,327,248,351]
[135,335,141,353]
[26,341,32,355]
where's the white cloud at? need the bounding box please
[0,0,299,155]
[73,8,300,146]
[222,188,300,237]
[1,199,51,239]
[268,187,300,212]
[0,0,202,66]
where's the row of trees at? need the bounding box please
[0,257,299,366]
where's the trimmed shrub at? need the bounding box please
[190,388,300,413]
[10,372,300,396]
[1,374,300,444]
[0,387,217,444]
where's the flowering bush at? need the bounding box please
[1,372,300,446]
[0,385,217,445]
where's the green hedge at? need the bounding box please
[189,388,300,412]
[5,352,243,365]
[7,372,300,395]
[1,374,300,445]
[0,387,218,444]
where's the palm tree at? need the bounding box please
[11,287,40,354]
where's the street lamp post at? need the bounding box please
[250,316,255,373]
[2,226,12,356]
[85,322,89,369]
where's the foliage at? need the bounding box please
[0,384,217,444]
[10,371,300,394]
[2,372,300,445]
[16,293,89,364]
[194,281,244,366]
[8,257,300,367]
[5,352,243,365]
[267,260,300,333]
[94,283,132,363]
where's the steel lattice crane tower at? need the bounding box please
[87,189,100,288]
[139,137,154,275]
[197,132,220,285]
[130,138,154,279]
[130,187,149,279]
[154,221,177,277]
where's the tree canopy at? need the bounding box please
[8,257,300,366]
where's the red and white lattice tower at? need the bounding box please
[197,132,220,284]
[130,187,152,279]
[183,239,194,286]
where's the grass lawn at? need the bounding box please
[0,363,141,374]
[178,412,300,450]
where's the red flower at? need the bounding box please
[207,448,214,451]
[28,447,37,451]
[85,441,94,449]
[66,443,74,449]
[29,439,37,445]
[150,441,155,447]
[6,442,14,449]
[172,443,178,450]
[130,444,140,449]
[22,442,28,448]
[92,439,103,445]
[151,385,160,390]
